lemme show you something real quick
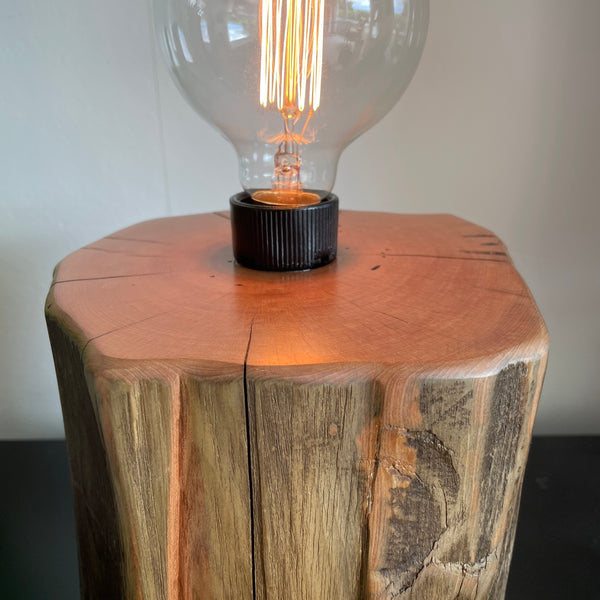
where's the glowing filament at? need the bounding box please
[259,0,325,113]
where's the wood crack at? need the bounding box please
[243,318,257,600]
[378,253,508,264]
[371,309,409,325]
[106,235,174,245]
[473,286,527,298]
[460,250,507,257]
[83,246,165,258]
[81,310,172,353]
[430,551,496,577]
[321,290,409,325]
[52,272,171,286]
[453,575,465,600]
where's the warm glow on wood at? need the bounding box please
[260,0,325,113]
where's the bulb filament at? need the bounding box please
[260,0,324,112]
[256,0,325,207]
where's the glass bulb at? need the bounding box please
[153,0,429,207]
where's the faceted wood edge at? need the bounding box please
[48,316,253,600]
[46,212,547,369]
[245,354,547,600]
[48,308,547,600]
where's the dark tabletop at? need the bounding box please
[0,437,598,599]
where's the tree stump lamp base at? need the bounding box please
[46,211,548,600]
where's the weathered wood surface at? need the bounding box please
[46,212,548,600]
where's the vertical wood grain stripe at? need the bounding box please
[98,378,172,600]
[248,378,382,599]
[179,375,253,599]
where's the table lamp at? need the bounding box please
[153,0,429,270]
[45,5,550,597]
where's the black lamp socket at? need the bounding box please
[229,192,338,272]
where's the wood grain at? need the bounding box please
[46,211,548,599]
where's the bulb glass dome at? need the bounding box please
[154,0,429,206]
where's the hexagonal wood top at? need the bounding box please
[46,211,548,377]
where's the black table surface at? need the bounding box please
[1,437,599,599]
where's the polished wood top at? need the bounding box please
[47,211,548,377]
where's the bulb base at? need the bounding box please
[230,191,338,271]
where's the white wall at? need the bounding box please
[1,0,598,438]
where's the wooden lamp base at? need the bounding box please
[46,211,548,600]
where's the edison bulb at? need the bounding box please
[153,0,429,207]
